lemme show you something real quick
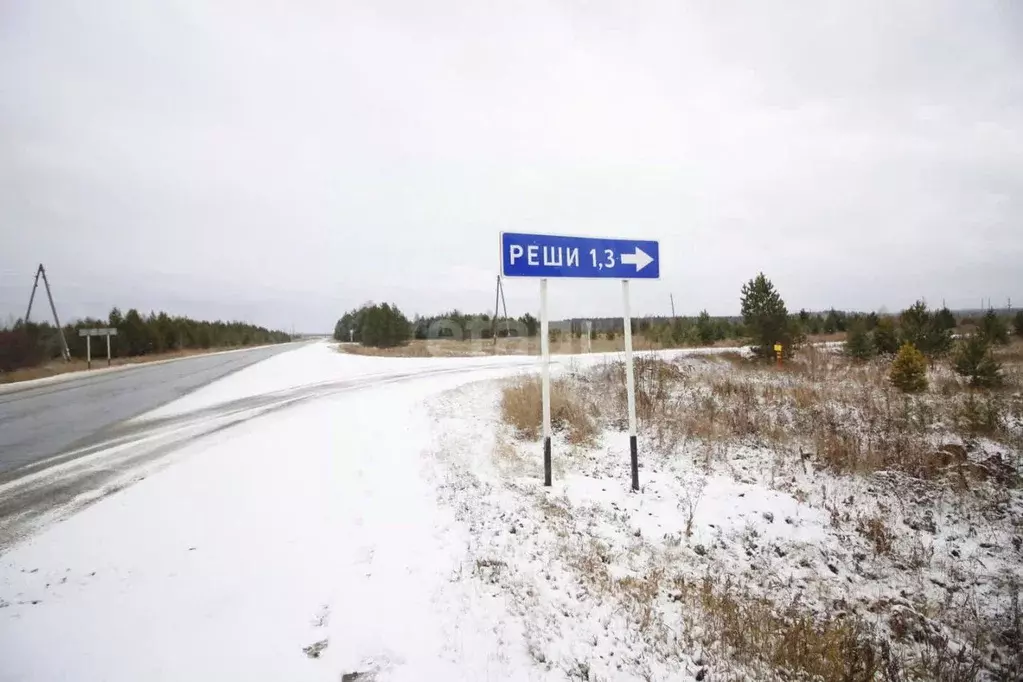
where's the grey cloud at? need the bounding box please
[2,0,1021,332]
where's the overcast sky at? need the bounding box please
[2,1,1021,332]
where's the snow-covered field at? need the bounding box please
[438,352,1023,680]
[2,342,1020,681]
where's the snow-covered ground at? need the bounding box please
[0,343,548,681]
[427,355,1023,680]
[6,341,1014,680]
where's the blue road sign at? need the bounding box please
[501,232,660,279]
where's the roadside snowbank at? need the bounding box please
[0,347,544,681]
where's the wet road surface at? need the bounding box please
[0,344,301,479]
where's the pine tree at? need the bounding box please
[934,306,957,331]
[952,335,1003,388]
[844,320,874,360]
[978,309,1009,345]
[890,343,928,393]
[899,300,951,358]
[740,273,794,360]
[519,313,539,337]
[696,310,716,345]
[873,317,899,355]
[899,301,929,345]
[823,308,846,334]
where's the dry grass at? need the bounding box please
[673,346,1021,480]
[500,376,598,444]
[688,577,889,681]
[857,514,895,555]
[499,342,1023,483]
[490,341,1023,681]
[565,537,1001,682]
[0,346,261,384]
[558,533,898,681]
[338,335,667,358]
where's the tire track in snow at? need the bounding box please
[0,362,533,553]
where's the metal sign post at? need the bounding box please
[501,232,660,490]
[79,328,118,370]
[622,281,639,491]
[540,279,552,486]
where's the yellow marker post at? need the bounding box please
[774,343,783,367]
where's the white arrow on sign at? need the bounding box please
[620,247,654,272]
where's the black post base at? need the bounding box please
[630,434,639,491]
[544,436,552,486]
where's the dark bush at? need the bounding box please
[952,335,1003,388]
[0,329,47,372]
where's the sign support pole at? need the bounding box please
[106,334,112,367]
[500,231,660,491]
[86,335,92,370]
[540,278,552,487]
[622,280,639,491]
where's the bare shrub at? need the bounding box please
[598,357,687,422]
[791,342,831,381]
[856,515,894,555]
[689,577,888,680]
[500,376,597,444]
[678,475,707,538]
[952,392,1004,438]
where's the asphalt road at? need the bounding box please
[0,344,300,478]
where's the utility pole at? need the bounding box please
[499,275,509,338]
[669,293,676,319]
[491,275,510,345]
[491,274,501,346]
[25,264,70,361]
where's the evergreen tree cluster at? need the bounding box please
[360,304,413,348]
[335,305,541,346]
[1,309,291,373]
[333,302,413,348]
[840,304,1014,393]
[643,312,744,347]
[412,310,540,340]
[843,301,957,361]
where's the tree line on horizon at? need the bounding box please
[1,308,292,373]
[334,288,1023,351]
